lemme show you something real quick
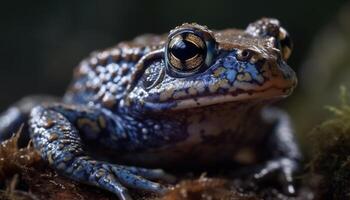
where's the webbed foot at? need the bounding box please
[80,161,175,200]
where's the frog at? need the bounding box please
[0,18,301,200]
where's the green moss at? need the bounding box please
[309,86,350,199]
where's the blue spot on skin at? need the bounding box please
[210,51,265,84]
[223,56,237,69]
[246,63,259,80]
[245,63,264,84]
[226,70,237,82]
[224,52,265,84]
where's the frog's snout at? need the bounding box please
[274,58,297,92]
[259,55,297,96]
[208,50,297,98]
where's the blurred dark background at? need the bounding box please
[0,0,349,128]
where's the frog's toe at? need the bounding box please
[253,158,299,196]
[110,165,169,194]
[90,167,133,200]
[121,166,176,183]
[90,164,169,199]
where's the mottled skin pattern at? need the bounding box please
[0,18,301,199]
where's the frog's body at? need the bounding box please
[0,18,300,199]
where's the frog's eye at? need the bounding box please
[165,29,216,77]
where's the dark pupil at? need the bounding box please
[170,39,202,61]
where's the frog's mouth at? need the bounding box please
[140,81,295,111]
[172,85,292,110]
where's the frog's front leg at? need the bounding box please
[29,103,172,200]
[253,107,302,196]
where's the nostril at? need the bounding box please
[236,49,253,61]
[241,50,250,58]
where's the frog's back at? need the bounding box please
[63,34,166,107]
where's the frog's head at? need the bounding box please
[127,18,297,111]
